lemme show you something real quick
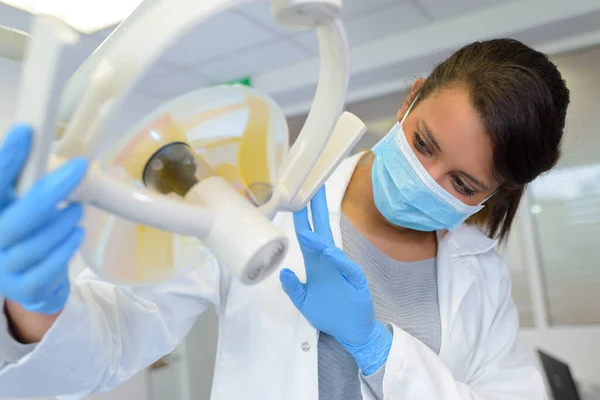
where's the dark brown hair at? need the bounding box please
[416,39,570,241]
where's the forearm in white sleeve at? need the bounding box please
[0,296,37,367]
[0,256,222,398]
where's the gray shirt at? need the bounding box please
[318,214,441,399]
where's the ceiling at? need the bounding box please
[1,0,600,117]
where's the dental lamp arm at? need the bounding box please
[272,18,350,208]
[55,0,351,212]
[58,0,348,186]
[65,158,214,239]
[58,0,344,126]
[51,0,351,283]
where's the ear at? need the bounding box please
[397,78,425,121]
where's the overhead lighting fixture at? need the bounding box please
[0,0,145,34]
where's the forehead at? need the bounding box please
[406,88,497,184]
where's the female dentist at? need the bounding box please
[0,38,569,399]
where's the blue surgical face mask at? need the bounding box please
[371,103,487,232]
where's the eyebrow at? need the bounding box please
[419,119,442,153]
[458,172,490,191]
[418,119,490,191]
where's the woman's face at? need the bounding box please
[398,85,500,206]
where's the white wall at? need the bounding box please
[520,328,600,394]
[508,45,600,398]
[0,58,22,134]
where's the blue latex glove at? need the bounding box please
[280,187,393,375]
[0,124,88,314]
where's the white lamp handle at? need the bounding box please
[273,20,349,206]
[15,16,78,196]
[286,111,366,210]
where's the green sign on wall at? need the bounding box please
[222,76,252,87]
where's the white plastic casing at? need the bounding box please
[61,156,215,239]
[272,0,342,30]
[185,177,289,285]
[54,0,350,233]
[16,0,358,286]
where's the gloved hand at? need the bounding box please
[0,124,88,314]
[280,187,393,375]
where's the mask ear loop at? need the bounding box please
[372,93,421,152]
[480,190,497,207]
[400,92,420,125]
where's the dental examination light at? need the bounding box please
[13,0,367,286]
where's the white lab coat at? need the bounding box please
[0,154,547,399]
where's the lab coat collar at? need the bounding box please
[326,152,498,257]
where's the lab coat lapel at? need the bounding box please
[436,232,476,367]
[436,225,497,376]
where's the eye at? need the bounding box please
[413,132,432,156]
[452,176,475,197]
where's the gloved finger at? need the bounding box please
[0,190,15,211]
[293,206,313,237]
[297,230,329,254]
[309,186,334,246]
[6,264,68,310]
[280,268,307,310]
[1,203,83,273]
[323,247,368,290]
[18,227,83,305]
[0,125,32,199]
[22,277,70,315]
[0,158,88,249]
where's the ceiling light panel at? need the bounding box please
[0,0,144,33]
